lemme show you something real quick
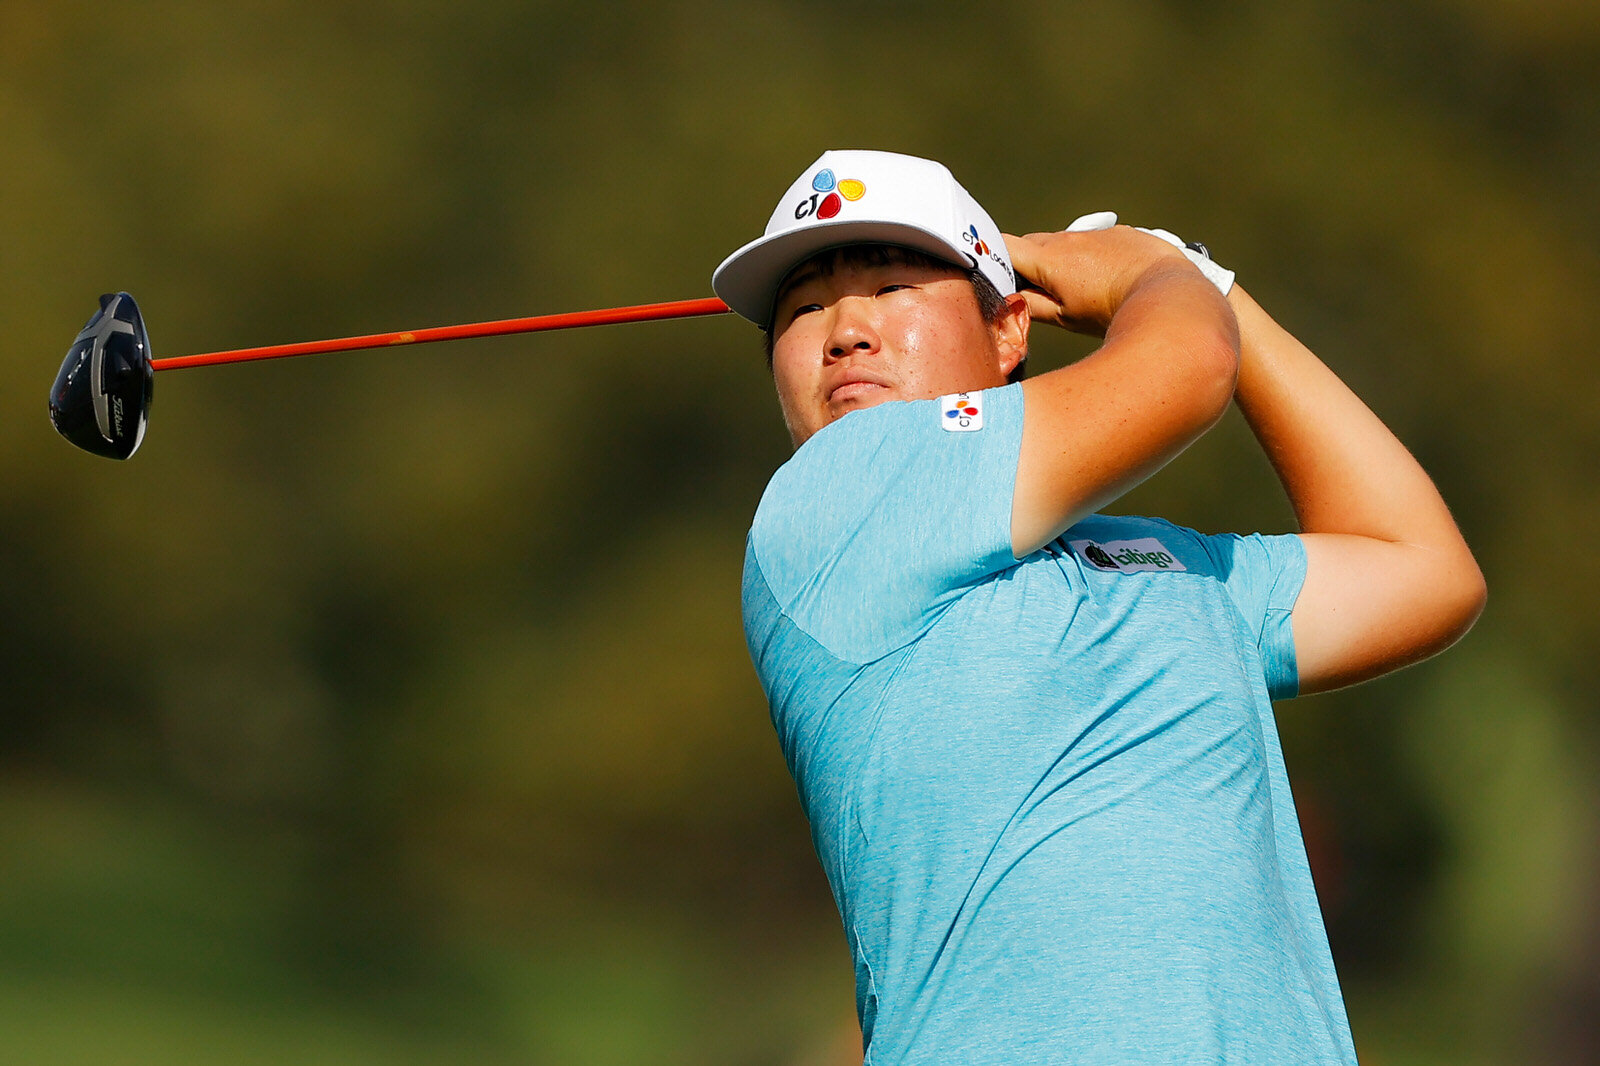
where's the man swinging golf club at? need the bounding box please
[712,150,1486,1064]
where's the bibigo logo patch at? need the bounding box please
[1068,537,1187,573]
[939,391,984,431]
[794,168,866,221]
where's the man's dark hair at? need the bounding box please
[762,244,1026,383]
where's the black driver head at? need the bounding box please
[50,292,154,460]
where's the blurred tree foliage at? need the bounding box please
[2,1,1597,1063]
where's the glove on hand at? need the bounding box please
[1061,211,1235,296]
[1064,210,1119,232]
[1133,224,1235,296]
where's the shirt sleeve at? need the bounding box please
[749,385,1024,664]
[1199,531,1308,700]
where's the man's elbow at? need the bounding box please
[1423,550,1488,656]
[1446,556,1488,644]
[1189,324,1242,429]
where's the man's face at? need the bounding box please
[768,248,1028,447]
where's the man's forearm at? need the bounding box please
[1008,232,1240,556]
[1013,265,1237,552]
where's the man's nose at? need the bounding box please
[825,299,880,360]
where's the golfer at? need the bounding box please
[712,151,1485,1064]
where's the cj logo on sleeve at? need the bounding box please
[939,392,984,432]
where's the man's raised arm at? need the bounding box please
[1229,286,1487,693]
[1006,227,1241,556]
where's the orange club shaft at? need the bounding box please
[149,297,734,371]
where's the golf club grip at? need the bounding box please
[149,297,733,371]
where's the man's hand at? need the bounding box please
[1004,223,1200,338]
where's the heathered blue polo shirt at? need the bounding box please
[742,383,1357,1065]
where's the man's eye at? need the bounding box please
[790,303,823,319]
[876,284,910,296]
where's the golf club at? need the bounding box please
[49,292,732,460]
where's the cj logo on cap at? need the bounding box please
[794,168,866,221]
[940,391,984,432]
[962,224,991,256]
[963,221,1014,284]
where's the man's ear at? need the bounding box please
[995,292,1031,378]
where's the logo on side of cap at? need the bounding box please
[794,169,867,222]
[962,221,1013,285]
[962,224,990,257]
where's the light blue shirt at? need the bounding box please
[743,384,1357,1064]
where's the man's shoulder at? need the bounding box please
[746,387,1027,663]
[757,385,1024,517]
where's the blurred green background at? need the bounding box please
[3,1,1597,1062]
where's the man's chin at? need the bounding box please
[788,388,899,448]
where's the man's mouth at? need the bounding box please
[830,379,890,405]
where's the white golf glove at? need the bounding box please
[1062,211,1235,296]
[1064,210,1119,232]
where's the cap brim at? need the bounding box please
[712,219,977,326]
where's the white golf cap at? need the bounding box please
[712,150,1016,326]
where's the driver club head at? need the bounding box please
[50,292,154,460]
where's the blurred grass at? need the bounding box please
[0,782,852,1065]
